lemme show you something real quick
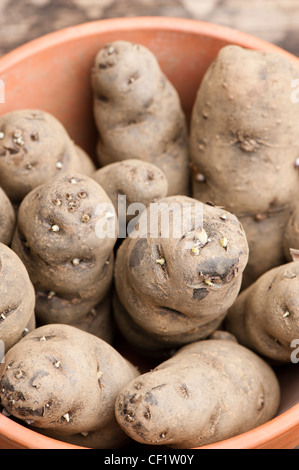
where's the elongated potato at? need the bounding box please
[0,243,35,352]
[11,173,117,326]
[0,324,139,448]
[189,45,299,286]
[114,196,249,356]
[225,261,299,363]
[91,41,190,196]
[115,339,280,448]
[0,109,95,204]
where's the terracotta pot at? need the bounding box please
[0,16,298,450]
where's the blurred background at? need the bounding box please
[0,0,298,58]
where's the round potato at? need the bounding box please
[114,196,249,355]
[0,324,139,448]
[11,173,117,325]
[0,109,95,204]
[92,159,168,226]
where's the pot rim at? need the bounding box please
[1,402,299,450]
[0,16,298,74]
[0,16,298,450]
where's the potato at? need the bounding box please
[11,173,117,326]
[189,45,299,286]
[208,329,238,342]
[71,294,114,344]
[225,261,299,363]
[114,196,249,356]
[0,243,35,352]
[115,339,280,448]
[0,186,15,245]
[283,204,299,261]
[73,144,96,176]
[240,207,292,288]
[91,41,190,196]
[0,109,96,204]
[92,159,168,225]
[0,324,139,448]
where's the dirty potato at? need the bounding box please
[92,159,168,225]
[0,109,96,204]
[189,45,299,287]
[0,243,35,352]
[225,261,299,363]
[11,173,117,326]
[0,186,15,245]
[115,339,280,448]
[114,196,249,356]
[91,41,190,196]
[0,324,139,448]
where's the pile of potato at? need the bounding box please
[0,40,299,449]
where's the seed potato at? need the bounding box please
[225,261,299,362]
[190,45,299,286]
[91,40,190,196]
[0,187,15,245]
[11,173,117,327]
[0,243,35,352]
[0,324,139,448]
[114,196,249,356]
[115,339,280,448]
[0,109,95,204]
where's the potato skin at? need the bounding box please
[0,243,35,351]
[11,173,117,325]
[0,324,139,448]
[225,261,299,363]
[283,204,299,261]
[91,41,190,196]
[73,144,96,176]
[0,109,95,203]
[114,196,249,355]
[190,45,299,213]
[71,294,114,344]
[0,187,15,245]
[208,329,237,342]
[92,159,168,223]
[241,207,292,288]
[115,339,280,448]
[189,45,299,286]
